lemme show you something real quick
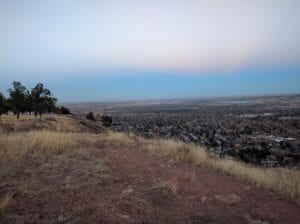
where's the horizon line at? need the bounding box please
[59,92,300,105]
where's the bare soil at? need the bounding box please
[1,139,299,224]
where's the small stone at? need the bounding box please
[120,214,130,219]
[244,186,251,191]
[58,215,65,223]
[214,193,241,205]
[251,221,270,224]
[122,187,134,195]
[200,196,207,204]
[57,215,69,224]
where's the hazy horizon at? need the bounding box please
[1,0,299,102]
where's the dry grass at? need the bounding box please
[0,131,78,162]
[210,158,300,200]
[102,131,138,146]
[0,114,97,133]
[145,139,210,165]
[0,115,100,169]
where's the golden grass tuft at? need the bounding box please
[145,139,210,166]
[101,131,139,147]
[210,157,300,199]
[0,131,77,161]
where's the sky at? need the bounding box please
[0,0,299,102]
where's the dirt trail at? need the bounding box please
[1,142,300,224]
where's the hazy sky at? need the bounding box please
[0,0,299,102]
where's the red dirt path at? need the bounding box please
[1,143,299,224]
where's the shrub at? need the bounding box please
[153,177,178,195]
[101,115,112,127]
[57,106,71,115]
[86,112,95,121]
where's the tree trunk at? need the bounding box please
[17,112,20,119]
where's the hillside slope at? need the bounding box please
[0,115,299,224]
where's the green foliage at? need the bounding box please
[31,83,57,117]
[86,112,95,121]
[1,81,58,119]
[0,92,7,116]
[56,106,71,115]
[8,81,27,119]
[101,115,112,127]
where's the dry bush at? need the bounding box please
[153,177,178,195]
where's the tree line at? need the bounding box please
[0,81,70,119]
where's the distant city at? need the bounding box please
[67,94,300,169]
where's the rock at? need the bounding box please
[120,214,130,219]
[214,193,241,205]
[57,215,64,223]
[57,215,70,224]
[243,186,251,191]
[200,196,207,204]
[122,187,134,195]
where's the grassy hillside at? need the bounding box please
[0,114,300,223]
[0,114,299,202]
